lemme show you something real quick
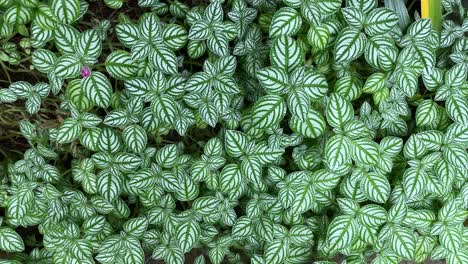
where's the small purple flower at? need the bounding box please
[81,66,91,78]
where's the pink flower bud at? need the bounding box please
[81,66,91,78]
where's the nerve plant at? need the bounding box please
[0,0,467,263]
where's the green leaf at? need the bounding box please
[51,0,80,24]
[248,95,286,129]
[76,29,102,58]
[269,7,302,38]
[224,130,249,158]
[57,118,82,144]
[416,100,438,127]
[82,72,112,108]
[360,172,391,203]
[352,138,379,165]
[326,93,354,128]
[0,228,25,252]
[122,125,147,153]
[149,46,178,74]
[446,95,468,124]
[55,54,82,78]
[176,221,201,253]
[403,167,427,199]
[256,66,288,95]
[270,36,303,73]
[390,226,416,259]
[364,8,398,35]
[264,239,289,264]
[334,27,366,63]
[106,50,138,80]
[289,109,326,138]
[326,215,356,253]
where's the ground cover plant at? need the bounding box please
[0,0,467,263]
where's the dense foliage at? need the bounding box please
[0,0,467,263]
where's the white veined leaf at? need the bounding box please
[352,138,380,165]
[51,0,80,24]
[139,13,161,40]
[379,136,403,157]
[162,24,188,50]
[0,89,18,103]
[324,135,351,172]
[403,167,428,199]
[76,29,102,58]
[151,95,178,124]
[123,217,148,238]
[176,221,201,253]
[289,184,314,215]
[333,75,362,101]
[115,23,140,48]
[439,226,462,253]
[224,130,249,158]
[249,95,286,129]
[445,63,467,88]
[363,72,386,93]
[269,7,302,38]
[364,8,399,36]
[307,24,330,50]
[204,0,223,23]
[122,125,147,153]
[35,4,57,30]
[57,118,82,144]
[256,66,288,95]
[347,0,376,13]
[54,22,80,54]
[208,31,230,56]
[390,226,416,259]
[97,171,123,202]
[80,127,102,151]
[175,175,199,201]
[83,215,106,234]
[122,236,144,264]
[0,228,25,252]
[187,40,207,59]
[149,46,178,74]
[98,127,122,153]
[326,93,354,128]
[416,100,438,127]
[154,147,178,171]
[55,54,82,78]
[232,216,253,239]
[264,238,289,264]
[32,49,57,74]
[105,50,138,80]
[442,144,468,169]
[104,0,124,9]
[341,7,365,28]
[334,27,366,63]
[365,36,397,71]
[193,196,220,216]
[189,20,210,40]
[114,153,142,172]
[326,215,356,253]
[199,102,218,127]
[9,81,32,99]
[219,164,243,196]
[270,36,303,73]
[446,95,468,124]
[289,108,326,138]
[317,0,341,15]
[360,172,391,203]
[358,204,387,227]
[81,72,112,108]
[407,19,432,41]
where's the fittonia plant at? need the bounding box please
[0,0,467,263]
